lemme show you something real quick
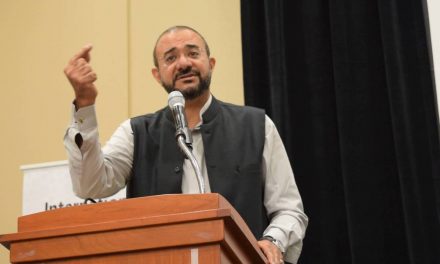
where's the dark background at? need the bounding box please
[240,0,440,263]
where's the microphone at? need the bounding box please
[168,91,193,146]
[167,91,205,193]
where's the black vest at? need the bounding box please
[128,97,268,238]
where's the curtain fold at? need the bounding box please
[241,0,440,263]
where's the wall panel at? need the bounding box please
[0,1,128,262]
[0,1,242,263]
[128,0,243,116]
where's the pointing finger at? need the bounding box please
[70,44,93,64]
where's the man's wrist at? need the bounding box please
[259,235,285,253]
[74,98,96,111]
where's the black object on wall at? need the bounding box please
[241,0,440,263]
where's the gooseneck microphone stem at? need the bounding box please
[168,91,205,194]
[176,135,205,194]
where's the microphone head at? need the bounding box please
[168,91,185,108]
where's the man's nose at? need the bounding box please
[176,54,192,70]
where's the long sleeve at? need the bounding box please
[63,104,133,199]
[262,115,308,264]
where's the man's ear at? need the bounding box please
[209,57,216,70]
[151,67,161,84]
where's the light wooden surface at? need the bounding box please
[1,194,266,264]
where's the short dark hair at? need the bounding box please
[153,25,211,67]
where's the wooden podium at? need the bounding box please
[0,193,267,263]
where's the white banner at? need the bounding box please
[21,160,126,215]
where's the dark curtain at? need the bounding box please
[240,0,440,263]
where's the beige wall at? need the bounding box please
[0,0,243,262]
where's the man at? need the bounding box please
[64,25,308,264]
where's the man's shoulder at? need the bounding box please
[214,100,266,129]
[130,106,169,128]
[218,100,265,115]
[131,107,167,120]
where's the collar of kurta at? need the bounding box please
[164,93,220,126]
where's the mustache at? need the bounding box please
[174,67,201,81]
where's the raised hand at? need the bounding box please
[64,45,98,109]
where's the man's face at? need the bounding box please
[152,29,216,100]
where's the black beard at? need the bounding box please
[162,69,212,100]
